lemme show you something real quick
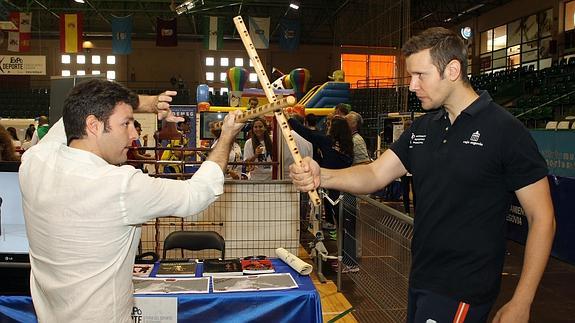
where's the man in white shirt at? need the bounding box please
[19,79,243,322]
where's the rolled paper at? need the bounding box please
[275,247,313,275]
[226,67,249,92]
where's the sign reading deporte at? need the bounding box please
[0,55,46,75]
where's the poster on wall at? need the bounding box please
[0,55,46,75]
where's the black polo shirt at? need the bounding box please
[391,91,548,304]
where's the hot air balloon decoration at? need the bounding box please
[226,67,249,107]
[289,68,311,101]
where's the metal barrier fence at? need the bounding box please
[139,180,301,260]
[338,193,414,323]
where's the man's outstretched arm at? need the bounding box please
[290,148,408,195]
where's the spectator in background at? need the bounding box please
[6,127,22,152]
[127,120,154,171]
[20,124,36,151]
[346,111,371,165]
[282,113,313,178]
[248,97,259,110]
[305,113,318,131]
[0,125,19,161]
[288,116,353,230]
[334,103,351,117]
[209,121,243,179]
[243,117,273,180]
[30,116,49,146]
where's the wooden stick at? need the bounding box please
[233,16,321,206]
[212,96,296,129]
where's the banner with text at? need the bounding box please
[530,130,575,177]
[0,55,46,75]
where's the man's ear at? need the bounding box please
[85,115,103,137]
[445,59,462,82]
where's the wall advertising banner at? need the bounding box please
[0,55,46,75]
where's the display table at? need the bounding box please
[0,259,322,323]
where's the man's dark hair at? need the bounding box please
[63,79,139,144]
[305,113,317,127]
[334,103,350,116]
[134,120,141,129]
[401,27,470,85]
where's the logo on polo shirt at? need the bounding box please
[462,130,484,147]
[409,133,426,148]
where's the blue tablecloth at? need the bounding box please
[0,259,322,323]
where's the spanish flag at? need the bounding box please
[60,13,83,53]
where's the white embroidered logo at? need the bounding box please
[462,130,484,147]
[409,133,426,148]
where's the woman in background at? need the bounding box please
[6,127,22,152]
[243,117,273,180]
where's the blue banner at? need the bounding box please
[279,19,300,52]
[111,15,132,55]
[530,130,575,177]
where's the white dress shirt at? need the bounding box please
[20,119,224,322]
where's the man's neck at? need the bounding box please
[69,139,101,157]
[443,84,479,124]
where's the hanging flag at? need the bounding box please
[279,19,301,52]
[60,13,83,53]
[112,15,133,54]
[156,18,177,47]
[249,17,270,49]
[7,12,32,52]
[203,16,223,51]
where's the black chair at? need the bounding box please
[162,231,225,260]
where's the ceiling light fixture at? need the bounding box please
[175,0,204,15]
[74,0,85,3]
[289,2,300,10]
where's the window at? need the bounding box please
[220,57,229,67]
[76,55,86,64]
[106,55,116,65]
[341,53,395,88]
[249,73,258,82]
[92,70,101,75]
[206,72,215,81]
[234,58,244,66]
[206,57,215,66]
[106,71,116,80]
[203,53,254,85]
[92,55,100,64]
[61,55,71,64]
[480,8,552,73]
[566,1,575,31]
[62,70,71,76]
[77,70,86,76]
[220,72,227,82]
[220,88,228,94]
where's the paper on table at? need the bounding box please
[275,247,312,275]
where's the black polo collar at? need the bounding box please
[432,91,493,121]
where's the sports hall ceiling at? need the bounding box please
[1,0,512,46]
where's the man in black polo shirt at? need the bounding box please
[289,27,555,323]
